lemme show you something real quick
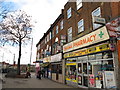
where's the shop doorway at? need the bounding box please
[78,61,88,87]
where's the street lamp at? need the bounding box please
[29,38,33,72]
[30,38,33,65]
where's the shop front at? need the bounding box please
[63,26,117,89]
[43,56,51,78]
[50,53,63,83]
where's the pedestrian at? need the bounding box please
[25,71,31,78]
[38,70,41,79]
[41,69,45,78]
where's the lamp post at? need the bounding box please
[29,38,33,72]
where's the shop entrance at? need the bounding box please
[78,62,88,87]
[78,56,88,87]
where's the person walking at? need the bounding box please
[38,70,41,79]
[41,69,45,78]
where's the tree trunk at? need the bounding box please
[17,39,22,75]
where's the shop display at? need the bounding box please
[66,49,115,89]
[66,64,77,81]
[89,74,95,87]
[96,53,102,59]
[104,71,116,88]
[78,75,82,85]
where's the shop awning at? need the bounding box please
[41,63,50,67]
[33,61,43,63]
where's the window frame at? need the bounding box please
[56,25,58,34]
[68,27,72,42]
[76,0,82,10]
[67,7,72,19]
[92,7,102,30]
[78,19,84,33]
[52,30,54,38]
[60,20,63,30]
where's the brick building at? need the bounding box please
[36,1,120,89]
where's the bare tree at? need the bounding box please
[0,10,33,75]
[0,0,16,19]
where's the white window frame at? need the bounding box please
[60,20,63,30]
[56,25,58,34]
[67,7,72,19]
[76,0,82,10]
[92,7,102,30]
[68,27,72,42]
[78,19,84,33]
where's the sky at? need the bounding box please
[0,0,68,64]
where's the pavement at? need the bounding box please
[2,73,74,89]
[1,73,107,90]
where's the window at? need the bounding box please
[49,46,51,52]
[78,19,84,33]
[49,32,51,40]
[66,65,77,80]
[76,0,82,10]
[37,44,40,50]
[56,25,58,34]
[60,20,63,30]
[68,27,72,42]
[45,37,47,44]
[67,7,72,19]
[52,30,54,38]
[92,7,102,30]
[47,34,49,42]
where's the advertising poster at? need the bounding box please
[96,80,102,88]
[89,75,95,87]
[104,71,116,88]
[78,75,82,85]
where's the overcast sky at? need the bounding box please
[0,0,68,64]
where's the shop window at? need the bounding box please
[83,63,87,74]
[66,65,77,80]
[88,54,96,60]
[96,53,102,59]
[102,60,114,71]
[78,63,82,73]
[78,56,88,61]
[88,59,114,88]
[59,64,62,74]
[88,62,92,74]
[102,52,113,59]
[51,65,57,73]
